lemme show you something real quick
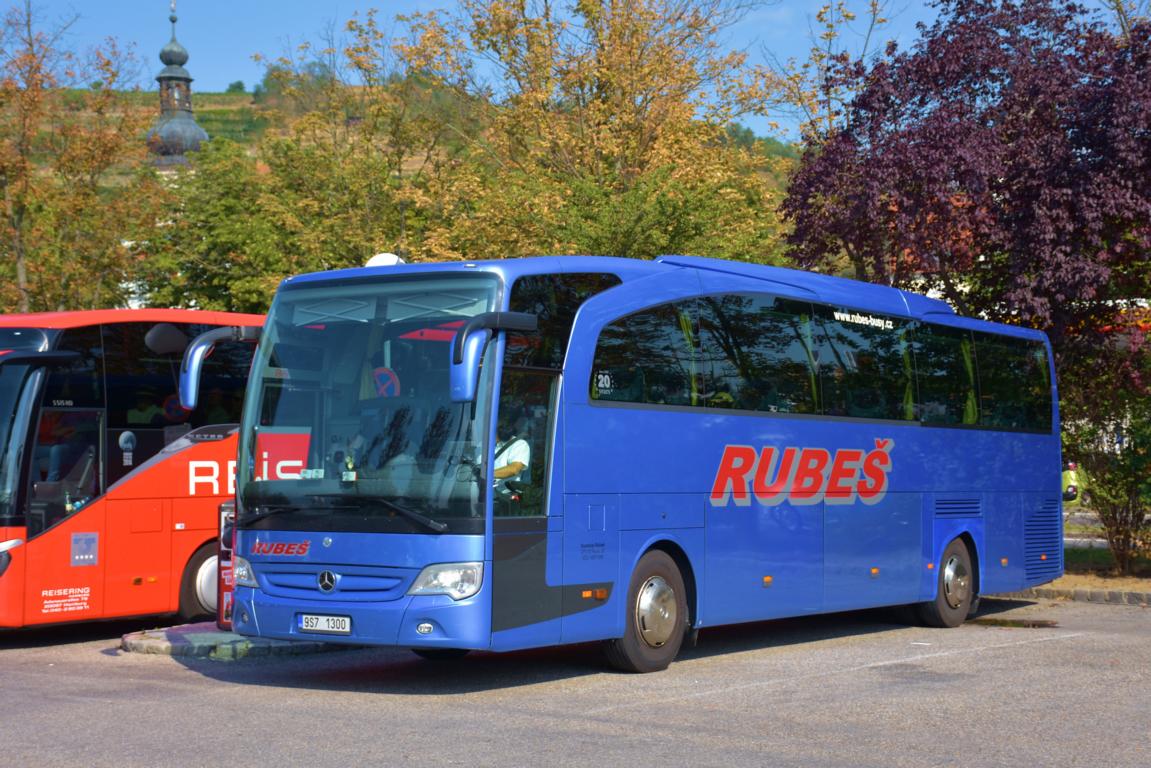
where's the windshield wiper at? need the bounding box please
[239,492,449,533]
[310,492,449,534]
[239,504,307,525]
[368,496,449,533]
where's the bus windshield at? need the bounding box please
[237,274,500,535]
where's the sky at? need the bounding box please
[25,1,1116,137]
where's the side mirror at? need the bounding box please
[449,312,537,402]
[179,325,261,410]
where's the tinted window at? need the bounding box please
[27,407,103,537]
[0,327,48,351]
[913,324,978,426]
[974,334,1052,431]
[187,323,252,427]
[592,301,699,407]
[698,294,819,414]
[817,307,915,421]
[43,327,104,409]
[103,323,189,430]
[495,368,557,518]
[506,273,621,369]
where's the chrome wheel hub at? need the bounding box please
[942,554,970,610]
[635,575,678,648]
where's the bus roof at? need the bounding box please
[0,308,265,330]
[279,254,1048,341]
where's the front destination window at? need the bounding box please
[237,275,500,535]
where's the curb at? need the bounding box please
[999,587,1151,607]
[121,621,355,660]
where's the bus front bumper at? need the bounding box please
[230,586,492,650]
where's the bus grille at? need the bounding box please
[1024,499,1062,582]
[934,497,982,518]
[259,567,409,602]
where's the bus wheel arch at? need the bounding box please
[957,531,981,617]
[650,540,697,634]
[605,546,691,673]
[917,535,976,628]
[178,542,217,622]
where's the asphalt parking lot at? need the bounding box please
[2,597,1148,768]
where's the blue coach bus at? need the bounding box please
[181,255,1061,672]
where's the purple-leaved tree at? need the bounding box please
[783,0,1151,572]
[783,0,1150,343]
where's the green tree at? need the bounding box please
[140,140,278,312]
[1061,333,1151,574]
[396,0,790,263]
[225,79,245,93]
[0,1,166,311]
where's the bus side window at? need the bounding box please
[591,301,699,407]
[103,322,186,487]
[914,324,979,426]
[506,273,622,369]
[697,294,819,415]
[815,307,915,421]
[186,326,252,427]
[973,334,1053,432]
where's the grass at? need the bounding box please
[1063,522,1102,537]
[1064,546,1151,578]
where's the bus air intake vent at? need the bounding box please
[1024,499,1062,582]
[934,498,981,518]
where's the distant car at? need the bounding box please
[1062,461,1084,508]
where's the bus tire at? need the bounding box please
[917,538,975,629]
[605,550,687,673]
[178,543,218,622]
[411,648,470,661]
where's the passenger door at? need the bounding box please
[489,368,565,649]
[22,327,107,624]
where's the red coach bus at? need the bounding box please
[0,310,261,628]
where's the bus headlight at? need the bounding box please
[233,556,258,588]
[407,562,483,601]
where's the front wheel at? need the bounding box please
[605,550,688,673]
[916,538,975,628]
[178,543,218,622]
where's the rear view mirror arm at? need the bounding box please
[179,325,261,410]
[451,312,538,365]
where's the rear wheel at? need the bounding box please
[178,543,217,622]
[605,550,687,673]
[917,538,975,628]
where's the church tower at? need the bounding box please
[146,1,209,164]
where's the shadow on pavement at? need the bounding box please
[0,615,175,650]
[163,606,931,695]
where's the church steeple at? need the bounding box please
[147,1,209,164]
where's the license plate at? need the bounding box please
[298,613,352,635]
